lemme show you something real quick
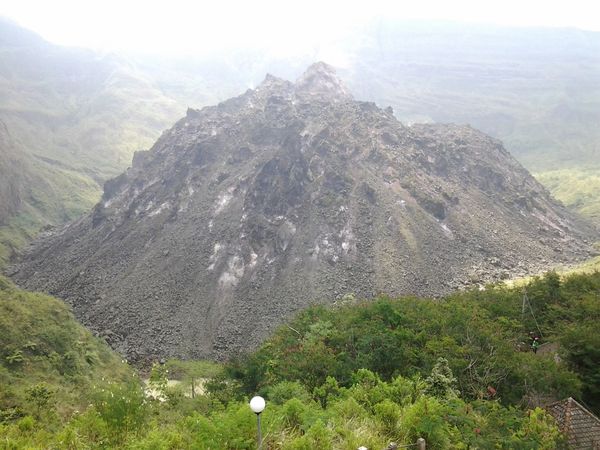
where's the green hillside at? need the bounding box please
[2,272,600,448]
[0,129,100,266]
[536,167,600,224]
[0,275,134,444]
[0,17,184,266]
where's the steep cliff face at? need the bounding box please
[12,63,597,361]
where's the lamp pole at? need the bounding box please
[257,412,262,449]
[250,396,266,450]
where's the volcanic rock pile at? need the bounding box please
[12,62,596,360]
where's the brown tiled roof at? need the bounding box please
[546,397,600,449]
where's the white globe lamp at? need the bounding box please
[250,395,266,414]
[250,395,266,449]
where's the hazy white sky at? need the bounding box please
[2,0,600,55]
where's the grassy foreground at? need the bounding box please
[2,271,599,448]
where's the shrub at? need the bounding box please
[283,420,333,450]
[374,399,400,436]
[93,381,147,440]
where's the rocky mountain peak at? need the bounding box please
[258,73,291,90]
[12,63,596,362]
[295,61,351,101]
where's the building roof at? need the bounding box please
[546,397,600,449]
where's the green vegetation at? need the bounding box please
[536,167,600,225]
[0,276,132,422]
[234,272,600,413]
[504,254,600,289]
[0,19,185,267]
[1,272,599,447]
[563,255,600,274]
[0,161,100,267]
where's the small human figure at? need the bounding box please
[532,337,540,354]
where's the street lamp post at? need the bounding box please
[250,396,266,450]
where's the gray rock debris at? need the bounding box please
[11,62,597,362]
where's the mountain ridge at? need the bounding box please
[11,63,597,361]
[1,19,599,270]
[0,17,186,264]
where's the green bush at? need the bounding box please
[283,420,333,450]
[400,397,453,449]
[266,381,312,405]
[93,381,147,440]
[281,398,308,430]
[374,399,400,436]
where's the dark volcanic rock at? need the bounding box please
[12,62,597,361]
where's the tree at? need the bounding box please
[26,383,53,417]
[425,358,459,399]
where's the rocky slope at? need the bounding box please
[12,63,597,361]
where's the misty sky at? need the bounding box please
[2,0,600,55]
